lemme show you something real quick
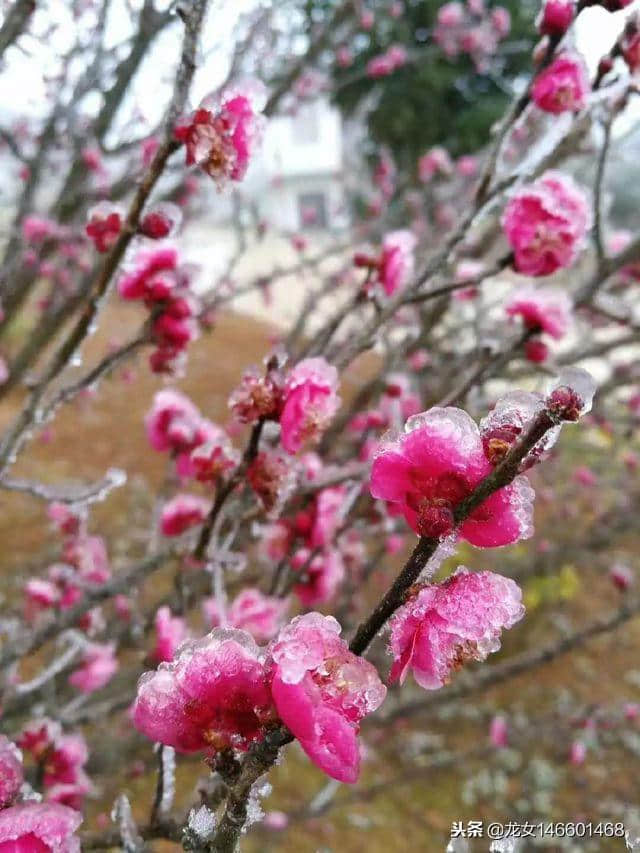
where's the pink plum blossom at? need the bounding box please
[502,171,590,276]
[174,82,265,187]
[279,358,340,454]
[378,230,416,296]
[388,568,524,689]
[133,629,274,753]
[0,736,23,808]
[370,407,535,546]
[418,147,453,182]
[291,547,345,607]
[145,389,201,452]
[538,0,575,36]
[489,714,508,747]
[532,53,590,114]
[68,642,118,693]
[85,203,122,253]
[228,365,284,424]
[0,803,82,853]
[139,203,182,240]
[505,285,572,339]
[153,607,189,663]
[203,588,287,643]
[160,494,211,536]
[267,613,386,782]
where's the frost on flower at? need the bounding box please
[266,613,386,783]
[279,358,340,454]
[160,494,211,537]
[388,568,524,689]
[370,407,535,546]
[379,230,416,296]
[132,629,274,754]
[531,53,590,115]
[505,285,572,340]
[480,390,559,468]
[0,803,82,853]
[0,736,23,809]
[502,171,590,277]
[174,81,266,188]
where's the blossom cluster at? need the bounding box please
[117,246,198,374]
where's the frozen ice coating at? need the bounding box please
[279,357,341,454]
[187,805,216,840]
[0,737,23,809]
[0,803,82,852]
[549,367,596,416]
[370,406,535,546]
[480,390,559,467]
[266,612,386,783]
[132,628,274,754]
[502,171,590,276]
[388,569,524,689]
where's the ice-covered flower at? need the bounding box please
[388,568,524,689]
[68,642,118,693]
[247,451,295,514]
[132,629,274,753]
[139,203,182,240]
[145,389,201,453]
[228,365,284,424]
[0,736,23,809]
[153,607,189,663]
[480,390,558,468]
[280,358,340,454]
[203,588,287,643]
[502,171,590,276]
[160,494,210,537]
[0,803,82,853]
[85,203,122,253]
[174,82,265,187]
[267,613,386,782]
[378,230,416,296]
[505,285,572,339]
[532,53,590,114]
[370,407,535,546]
